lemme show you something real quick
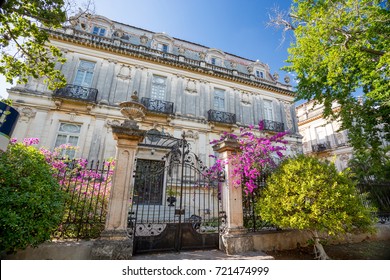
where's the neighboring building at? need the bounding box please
[296,100,352,171]
[8,13,301,166]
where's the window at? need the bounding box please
[213,89,225,111]
[151,75,167,100]
[255,70,264,79]
[210,57,220,66]
[54,123,81,158]
[315,126,326,143]
[74,60,95,87]
[134,159,165,205]
[263,100,274,120]
[156,43,169,53]
[92,26,106,36]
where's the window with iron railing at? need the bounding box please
[208,109,236,124]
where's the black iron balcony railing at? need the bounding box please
[208,109,236,124]
[312,141,331,153]
[263,120,284,132]
[54,84,98,102]
[141,97,174,115]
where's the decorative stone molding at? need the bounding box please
[184,130,199,140]
[105,120,120,133]
[185,79,197,94]
[117,65,132,80]
[19,107,36,123]
[230,61,237,68]
[107,58,118,64]
[140,33,148,45]
[240,92,251,105]
[68,111,77,121]
[178,45,186,55]
[54,100,62,109]
[106,119,121,128]
[199,52,206,60]
[134,64,146,70]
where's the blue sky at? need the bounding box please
[0,0,295,98]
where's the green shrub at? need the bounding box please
[0,143,65,253]
[257,155,375,259]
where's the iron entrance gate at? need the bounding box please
[128,131,222,254]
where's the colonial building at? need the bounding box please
[296,100,352,171]
[6,13,306,255]
[8,13,301,165]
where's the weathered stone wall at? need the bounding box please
[252,223,390,251]
[6,224,389,259]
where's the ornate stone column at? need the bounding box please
[92,92,146,259]
[213,138,254,255]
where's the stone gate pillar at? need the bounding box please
[213,138,254,255]
[92,120,145,259]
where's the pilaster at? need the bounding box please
[92,121,145,259]
[213,139,254,255]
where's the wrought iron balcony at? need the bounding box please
[262,120,284,132]
[312,141,331,152]
[54,84,98,102]
[141,97,174,115]
[208,109,236,124]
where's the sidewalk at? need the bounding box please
[131,249,274,260]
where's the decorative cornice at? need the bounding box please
[48,29,295,98]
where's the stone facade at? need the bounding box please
[8,13,301,167]
[296,100,352,171]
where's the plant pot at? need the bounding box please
[167,196,176,207]
[0,101,19,151]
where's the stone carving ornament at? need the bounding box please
[185,79,197,94]
[19,107,36,122]
[178,45,186,55]
[140,34,148,45]
[199,52,206,60]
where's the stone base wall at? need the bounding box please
[252,224,390,252]
[5,241,94,260]
[5,224,390,259]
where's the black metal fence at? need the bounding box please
[52,160,114,240]
[357,183,390,223]
[242,174,278,231]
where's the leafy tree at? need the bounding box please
[258,155,375,259]
[0,140,65,253]
[348,147,390,186]
[270,0,390,163]
[348,148,390,212]
[0,0,93,90]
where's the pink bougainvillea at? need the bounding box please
[208,121,288,193]
[10,138,115,239]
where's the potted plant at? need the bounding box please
[166,187,178,207]
[0,99,19,152]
